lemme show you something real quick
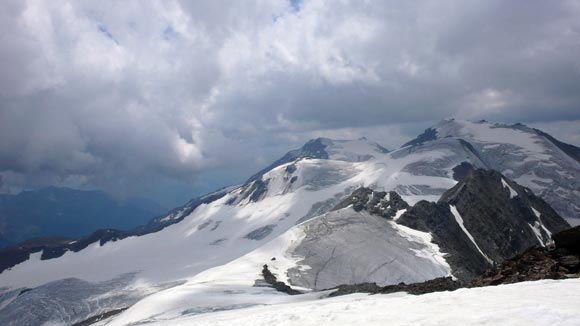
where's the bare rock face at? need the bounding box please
[260,264,301,295]
[469,226,580,287]
[329,276,461,297]
[331,187,409,218]
[554,226,580,255]
[397,201,489,281]
[398,169,570,281]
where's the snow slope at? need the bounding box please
[0,137,462,325]
[287,207,451,290]
[103,167,569,325]
[106,227,322,325]
[67,204,451,325]
[128,279,580,326]
[0,120,577,325]
[0,139,459,290]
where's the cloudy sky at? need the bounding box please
[1,0,579,207]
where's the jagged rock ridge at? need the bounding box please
[398,169,569,280]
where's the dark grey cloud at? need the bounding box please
[0,0,579,203]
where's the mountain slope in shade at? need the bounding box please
[399,169,570,280]
[0,120,577,325]
[0,187,166,247]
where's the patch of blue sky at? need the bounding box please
[273,0,302,23]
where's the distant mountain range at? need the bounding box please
[0,119,578,326]
[0,187,166,247]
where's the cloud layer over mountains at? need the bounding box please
[1,0,579,201]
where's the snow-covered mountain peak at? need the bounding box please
[247,136,388,183]
[398,119,580,224]
[435,120,544,150]
[404,119,544,148]
[320,137,389,161]
[294,136,389,163]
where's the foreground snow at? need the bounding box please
[139,279,580,326]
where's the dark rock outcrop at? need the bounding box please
[398,169,570,281]
[469,226,580,287]
[554,226,580,254]
[71,308,128,326]
[401,127,438,148]
[332,188,409,219]
[261,264,301,295]
[397,201,490,281]
[452,161,475,181]
[329,277,461,297]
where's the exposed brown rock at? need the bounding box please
[329,277,461,297]
[469,226,580,287]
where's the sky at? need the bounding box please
[0,0,579,207]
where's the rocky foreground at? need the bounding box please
[469,225,580,287]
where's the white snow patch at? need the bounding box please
[392,209,406,221]
[390,222,452,275]
[449,205,494,265]
[483,143,501,149]
[138,279,580,326]
[109,227,313,325]
[531,207,552,240]
[501,178,518,198]
[528,222,546,247]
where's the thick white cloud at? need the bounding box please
[0,0,579,200]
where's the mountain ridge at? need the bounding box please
[0,119,578,325]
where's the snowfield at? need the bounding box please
[138,279,580,326]
[0,119,579,325]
